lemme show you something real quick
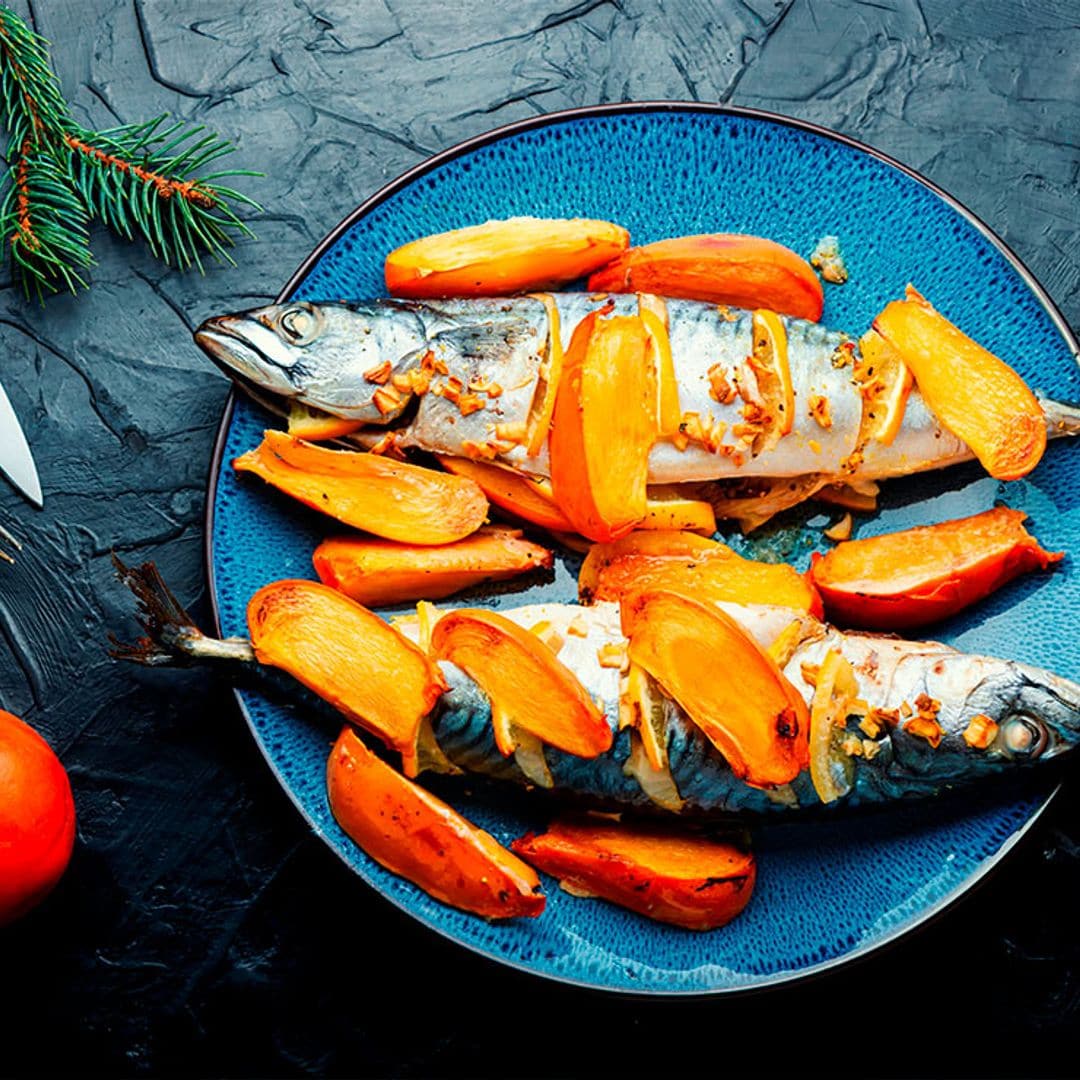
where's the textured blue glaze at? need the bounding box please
[210,108,1076,994]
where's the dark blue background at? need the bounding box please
[0,2,1077,1075]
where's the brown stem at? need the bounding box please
[63,132,217,208]
[12,138,38,251]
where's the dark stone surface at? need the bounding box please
[0,1,1077,1076]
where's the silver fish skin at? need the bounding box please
[195,296,1079,486]
[398,601,1080,817]
[194,297,547,427]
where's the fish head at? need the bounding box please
[194,301,429,421]
[195,301,330,395]
[926,653,1080,764]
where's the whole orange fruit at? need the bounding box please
[0,711,75,926]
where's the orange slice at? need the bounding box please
[638,295,681,438]
[808,649,859,804]
[640,486,717,534]
[751,309,794,438]
[524,293,564,456]
[856,329,914,447]
[287,402,365,441]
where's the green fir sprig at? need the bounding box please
[0,6,260,298]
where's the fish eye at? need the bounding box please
[1002,715,1049,757]
[278,305,319,345]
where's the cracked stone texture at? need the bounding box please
[0,0,1077,1075]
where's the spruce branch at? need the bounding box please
[66,117,260,271]
[0,5,261,298]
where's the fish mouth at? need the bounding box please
[194,316,298,397]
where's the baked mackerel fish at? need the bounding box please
[114,563,1080,819]
[194,294,1080,494]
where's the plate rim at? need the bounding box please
[201,100,1075,995]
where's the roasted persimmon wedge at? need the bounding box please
[431,608,612,759]
[873,286,1046,479]
[579,530,822,616]
[313,526,553,607]
[588,234,824,321]
[512,818,755,930]
[438,456,715,540]
[384,217,630,298]
[549,312,654,542]
[328,726,544,919]
[287,401,366,441]
[234,430,488,545]
[809,506,1062,630]
[578,529,724,601]
[436,455,575,532]
[247,580,447,762]
[621,590,809,787]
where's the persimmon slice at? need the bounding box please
[436,455,575,532]
[234,430,488,545]
[512,818,755,930]
[873,286,1046,479]
[549,312,654,542]
[579,530,822,615]
[430,608,612,759]
[247,580,447,763]
[578,530,723,602]
[621,590,810,787]
[384,217,630,298]
[809,506,1062,629]
[588,234,824,321]
[313,526,553,608]
[328,726,544,919]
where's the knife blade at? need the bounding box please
[0,378,42,508]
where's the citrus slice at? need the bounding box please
[287,401,365,441]
[856,329,914,446]
[808,648,859,804]
[638,294,681,438]
[640,485,717,534]
[524,293,564,456]
[751,309,794,438]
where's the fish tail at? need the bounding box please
[109,554,255,665]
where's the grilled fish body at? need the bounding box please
[194,296,1079,489]
[398,601,1080,817]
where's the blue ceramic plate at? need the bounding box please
[207,104,1080,994]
